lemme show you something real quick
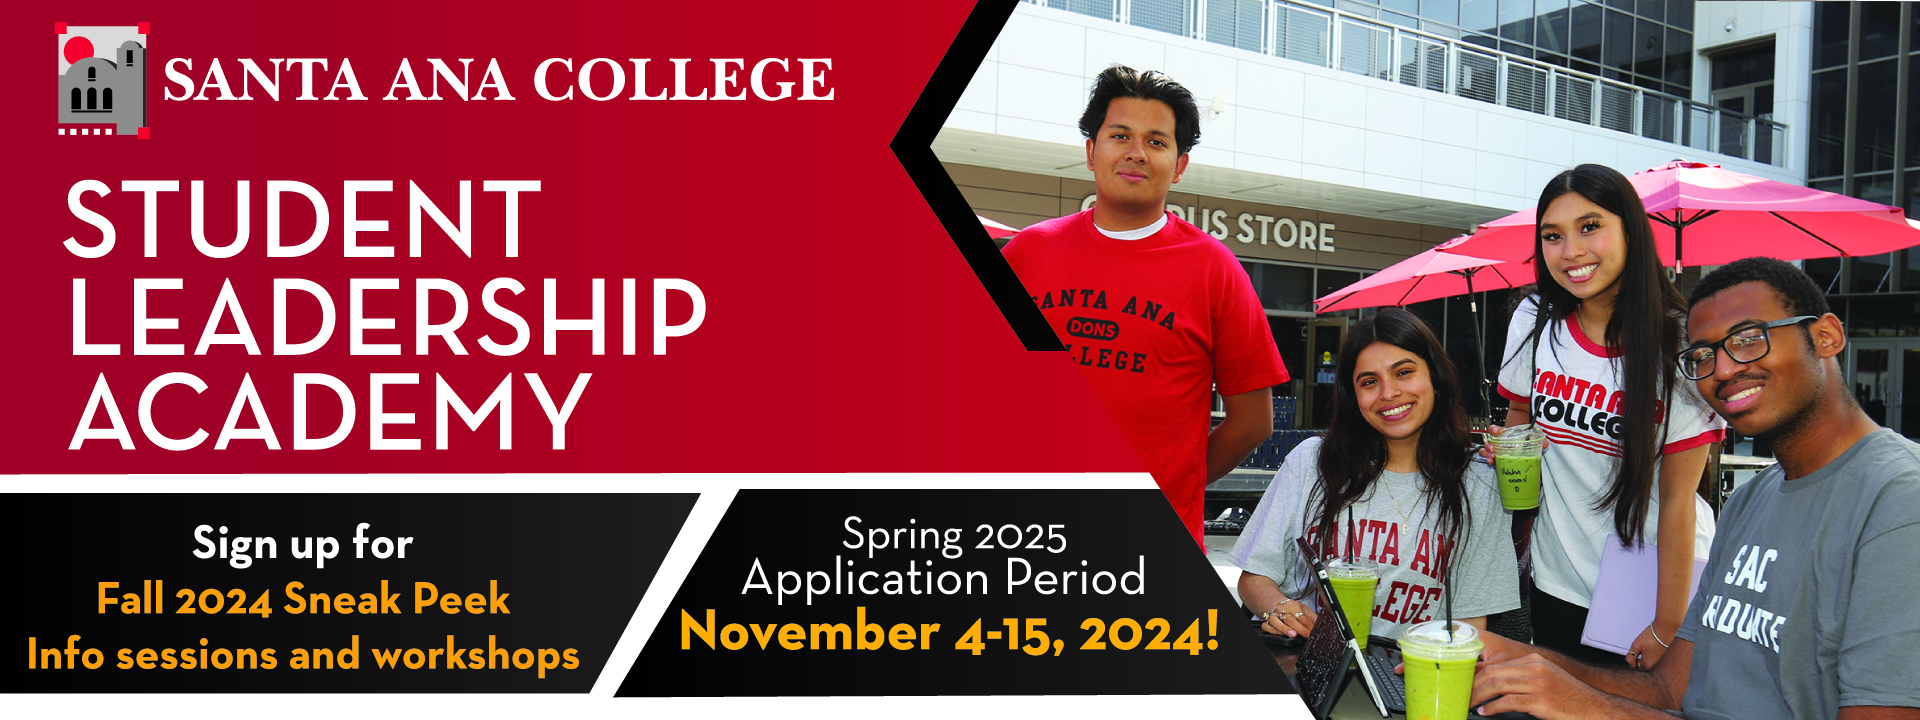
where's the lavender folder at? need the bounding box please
[1580,535,1708,655]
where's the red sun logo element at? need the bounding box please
[63,36,94,65]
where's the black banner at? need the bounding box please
[2,493,695,693]
[620,489,1292,695]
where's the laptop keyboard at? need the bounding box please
[1363,654,1408,713]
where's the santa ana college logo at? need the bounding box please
[57,22,149,138]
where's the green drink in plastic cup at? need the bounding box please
[1401,620,1483,720]
[1490,425,1545,510]
[1323,558,1378,649]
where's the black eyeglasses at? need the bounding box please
[1675,316,1819,381]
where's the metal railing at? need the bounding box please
[1026,0,1787,166]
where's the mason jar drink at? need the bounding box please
[1400,620,1484,720]
[1323,557,1379,649]
[1489,425,1546,510]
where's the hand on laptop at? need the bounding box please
[1471,653,1613,720]
[1261,597,1319,638]
[1474,628,1532,665]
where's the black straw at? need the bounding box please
[1445,581,1455,641]
[1346,507,1355,562]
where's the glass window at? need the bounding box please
[1315,270,1364,305]
[1422,0,1460,26]
[1858,172,1896,207]
[1854,253,1893,294]
[1446,296,1498,416]
[1667,1,1692,30]
[1906,173,1920,291]
[1857,60,1899,174]
[1805,257,1842,295]
[1633,18,1663,78]
[1500,40,1536,58]
[1711,42,1774,90]
[1250,263,1314,313]
[1814,1,1849,70]
[1461,0,1498,34]
[1383,0,1419,14]
[1664,27,1691,89]
[1422,21,1461,38]
[1635,0,1663,24]
[1500,0,1534,44]
[1859,0,1901,61]
[1406,299,1447,343]
[1383,10,1420,28]
[1537,1,1570,54]
[1570,1,1602,67]
[1911,57,1920,169]
[1339,0,1380,18]
[1464,32,1499,50]
[1604,8,1634,74]
[1809,69,1847,179]
[1846,296,1920,338]
[1909,171,1919,216]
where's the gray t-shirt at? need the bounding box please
[1678,429,1920,720]
[1229,437,1520,640]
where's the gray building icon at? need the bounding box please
[58,40,144,136]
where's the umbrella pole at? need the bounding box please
[1463,269,1491,420]
[1674,221,1683,277]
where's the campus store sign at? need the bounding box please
[1077,194,1449,272]
[1079,195,1337,253]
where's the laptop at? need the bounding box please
[1290,537,1391,719]
[1289,537,1532,720]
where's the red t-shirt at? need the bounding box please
[1003,210,1290,546]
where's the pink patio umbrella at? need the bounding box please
[1441,161,1920,271]
[1314,236,1529,313]
[979,214,1022,239]
[1315,236,1528,410]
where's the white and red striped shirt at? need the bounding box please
[1498,297,1723,607]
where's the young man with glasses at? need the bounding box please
[1459,257,1920,720]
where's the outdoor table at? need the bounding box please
[1718,454,1778,472]
[1259,633,1537,719]
[1712,453,1779,512]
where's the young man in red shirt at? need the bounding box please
[1001,65,1289,548]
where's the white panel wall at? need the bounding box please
[957,3,1806,215]
[1695,1,1816,176]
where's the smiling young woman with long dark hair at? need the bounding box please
[1496,164,1724,668]
[1231,308,1518,641]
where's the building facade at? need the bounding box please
[1797,2,1920,436]
[941,0,1913,436]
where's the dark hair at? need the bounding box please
[1077,65,1201,155]
[1689,256,1833,321]
[1518,164,1687,547]
[1310,308,1474,580]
